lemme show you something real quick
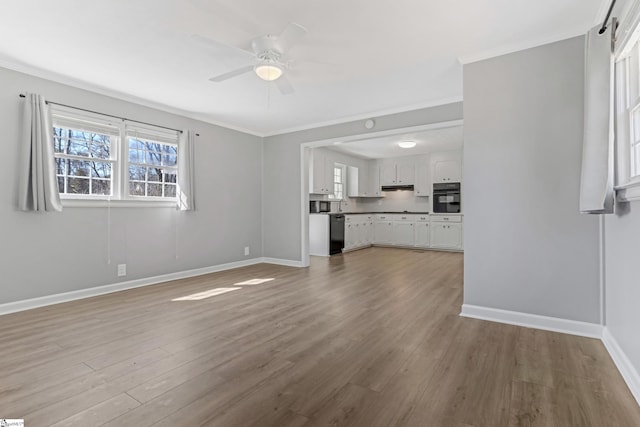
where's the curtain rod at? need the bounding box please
[599,0,617,34]
[18,93,198,135]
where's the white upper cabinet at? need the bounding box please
[380,163,397,186]
[368,163,381,196]
[397,162,415,185]
[310,149,334,195]
[414,154,430,197]
[431,150,462,184]
[380,159,415,185]
[348,162,382,197]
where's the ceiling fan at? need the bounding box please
[193,23,307,95]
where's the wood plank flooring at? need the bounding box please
[0,247,639,426]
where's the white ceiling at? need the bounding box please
[326,125,464,159]
[0,1,605,136]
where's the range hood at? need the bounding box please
[381,184,414,192]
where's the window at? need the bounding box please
[126,126,178,199]
[615,9,640,201]
[53,123,117,197]
[50,105,180,203]
[330,164,345,200]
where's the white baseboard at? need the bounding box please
[460,304,603,339]
[261,257,306,268]
[0,257,305,316]
[602,327,640,406]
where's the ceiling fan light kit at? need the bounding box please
[197,22,307,94]
[255,62,283,81]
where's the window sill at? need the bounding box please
[61,199,177,208]
[615,181,640,202]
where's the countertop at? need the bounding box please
[328,211,431,215]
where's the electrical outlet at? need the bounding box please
[244,246,250,256]
[117,264,127,277]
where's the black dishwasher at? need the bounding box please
[329,214,345,255]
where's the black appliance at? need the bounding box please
[310,200,331,213]
[329,214,345,255]
[433,182,461,213]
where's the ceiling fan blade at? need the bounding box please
[276,23,307,52]
[275,75,295,95]
[209,65,254,82]
[191,34,254,58]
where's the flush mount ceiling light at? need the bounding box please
[254,62,283,81]
[398,141,417,148]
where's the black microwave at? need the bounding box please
[310,200,330,213]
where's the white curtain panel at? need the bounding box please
[18,93,63,212]
[177,129,196,211]
[580,25,615,214]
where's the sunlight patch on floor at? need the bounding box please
[234,278,275,286]
[172,287,240,301]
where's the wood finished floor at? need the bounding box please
[1,247,639,426]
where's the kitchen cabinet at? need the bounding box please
[368,164,382,196]
[374,214,416,246]
[344,221,355,250]
[414,155,430,196]
[380,161,415,186]
[309,214,330,256]
[347,164,382,197]
[431,150,462,184]
[430,215,463,250]
[374,214,394,245]
[310,149,334,195]
[393,222,415,246]
[414,215,430,248]
[392,214,415,246]
[433,160,461,183]
[344,215,374,251]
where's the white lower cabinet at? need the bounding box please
[350,213,462,252]
[430,215,463,250]
[374,214,393,245]
[414,221,430,248]
[344,215,374,251]
[392,215,415,246]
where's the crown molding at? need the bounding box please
[458,26,588,65]
[0,56,263,137]
[1,54,465,139]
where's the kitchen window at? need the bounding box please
[51,105,180,204]
[330,164,345,200]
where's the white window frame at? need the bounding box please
[124,123,179,201]
[329,163,346,200]
[614,3,640,201]
[50,105,180,207]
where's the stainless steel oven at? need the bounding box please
[433,183,461,213]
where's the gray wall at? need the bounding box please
[0,67,263,304]
[604,206,640,379]
[463,37,601,323]
[263,103,463,261]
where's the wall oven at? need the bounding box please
[433,183,461,213]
